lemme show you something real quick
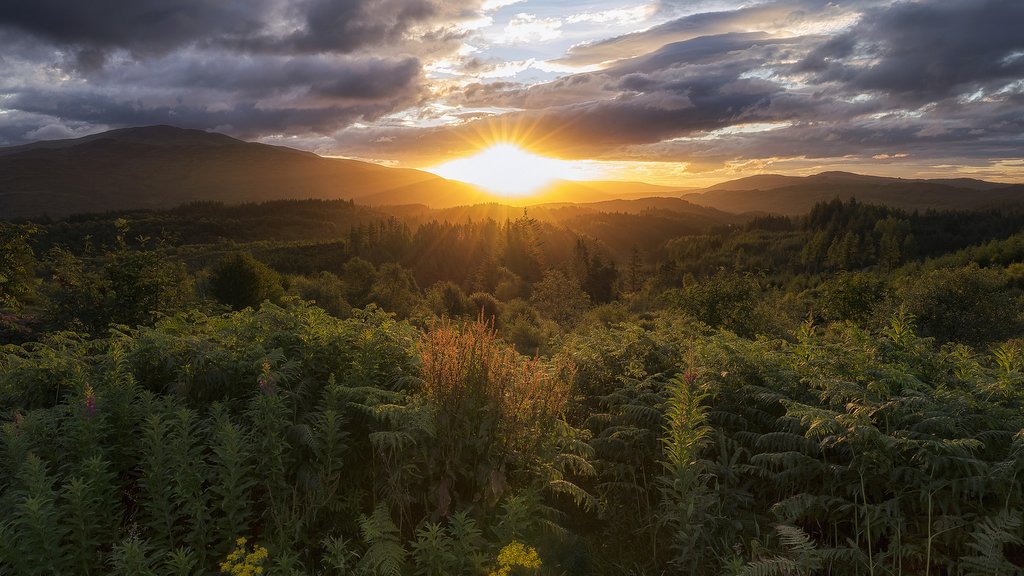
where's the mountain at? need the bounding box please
[6,126,1019,220]
[685,171,1024,214]
[0,126,698,219]
[0,126,473,218]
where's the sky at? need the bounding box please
[0,0,1022,186]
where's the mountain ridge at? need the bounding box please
[2,125,1021,219]
[686,172,1023,214]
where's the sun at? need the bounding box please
[428,144,579,197]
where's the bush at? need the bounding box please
[291,272,351,318]
[426,281,468,318]
[530,270,590,326]
[817,271,888,325]
[672,270,773,337]
[468,292,502,326]
[207,253,283,311]
[899,264,1021,344]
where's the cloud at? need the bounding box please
[565,5,655,26]
[98,52,424,101]
[0,48,427,142]
[327,0,1023,181]
[0,0,276,56]
[796,0,1024,102]
[558,1,857,66]
[0,0,485,58]
[0,0,1020,183]
[0,0,472,143]
[494,13,563,44]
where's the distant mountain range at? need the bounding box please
[0,126,686,218]
[684,171,1023,215]
[0,125,473,218]
[0,125,1020,219]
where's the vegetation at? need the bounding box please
[1,195,1022,574]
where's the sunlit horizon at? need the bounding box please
[426,144,603,197]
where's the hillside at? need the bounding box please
[6,126,1021,219]
[0,126,461,218]
[686,171,1023,214]
[0,126,702,219]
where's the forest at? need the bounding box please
[1,195,1023,575]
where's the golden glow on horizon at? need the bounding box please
[428,144,585,196]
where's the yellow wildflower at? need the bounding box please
[220,538,269,576]
[489,541,542,576]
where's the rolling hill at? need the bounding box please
[4,126,1021,219]
[0,126,691,218]
[0,125,470,218]
[686,171,1023,214]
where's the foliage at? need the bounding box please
[416,317,576,517]
[45,242,193,332]
[291,272,351,318]
[530,269,590,326]
[671,270,776,337]
[899,264,1021,344]
[0,222,38,309]
[426,280,469,318]
[208,252,284,310]
[4,196,1024,576]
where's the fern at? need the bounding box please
[739,525,821,576]
[110,536,158,576]
[208,405,255,551]
[410,522,457,576]
[10,455,69,575]
[961,511,1023,576]
[358,504,406,576]
[162,546,199,576]
[137,410,177,550]
[61,456,117,574]
[659,366,715,570]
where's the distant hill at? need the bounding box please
[6,126,1020,219]
[0,126,700,219]
[0,125,478,218]
[686,171,1023,214]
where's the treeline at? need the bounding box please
[661,198,1024,283]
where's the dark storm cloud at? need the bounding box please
[287,0,438,53]
[0,0,474,57]
[0,0,272,55]
[797,0,1024,101]
[3,87,403,139]
[0,50,426,144]
[101,53,423,101]
[0,0,480,144]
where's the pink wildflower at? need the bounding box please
[84,383,96,417]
